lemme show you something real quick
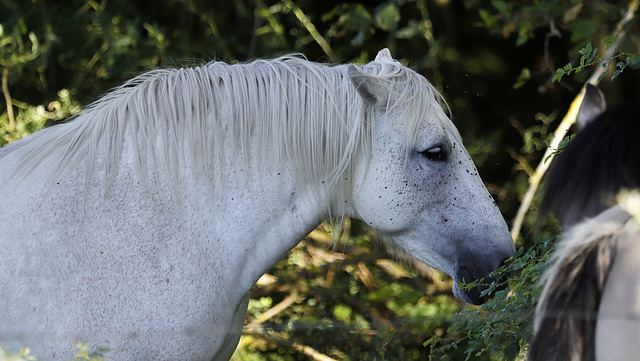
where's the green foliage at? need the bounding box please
[0,23,42,70]
[553,38,640,82]
[468,1,639,87]
[522,111,558,154]
[544,134,575,163]
[0,343,108,361]
[426,237,555,361]
[0,88,81,145]
[65,343,109,361]
[233,225,465,360]
[469,0,623,47]
[0,347,37,361]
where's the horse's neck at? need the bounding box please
[2,111,332,293]
[130,131,329,292]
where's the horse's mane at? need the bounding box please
[529,205,630,361]
[8,56,450,207]
[540,103,640,228]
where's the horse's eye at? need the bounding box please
[420,146,447,162]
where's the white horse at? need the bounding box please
[530,85,640,361]
[0,49,514,361]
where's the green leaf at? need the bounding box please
[396,19,421,39]
[504,343,520,361]
[578,42,592,56]
[557,134,575,150]
[515,24,532,46]
[612,69,622,80]
[321,3,350,22]
[374,2,400,32]
[568,20,598,42]
[491,0,510,17]
[603,34,619,50]
[478,9,497,28]
[423,338,435,347]
[597,68,609,82]
[513,67,530,89]
[333,304,352,322]
[343,4,372,33]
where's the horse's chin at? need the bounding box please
[452,280,485,305]
[450,251,513,305]
[452,274,508,305]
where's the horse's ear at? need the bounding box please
[375,48,394,63]
[348,65,388,107]
[577,83,606,128]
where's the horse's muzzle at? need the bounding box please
[453,257,511,305]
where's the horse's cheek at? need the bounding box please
[353,162,407,232]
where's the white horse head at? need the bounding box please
[345,50,514,304]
